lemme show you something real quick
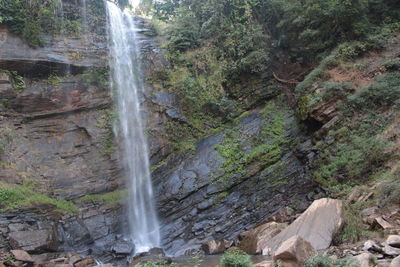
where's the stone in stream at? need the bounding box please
[262,198,343,255]
[273,235,315,267]
[239,222,287,254]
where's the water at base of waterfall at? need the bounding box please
[105,1,161,253]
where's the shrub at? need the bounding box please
[336,203,371,243]
[377,172,400,207]
[384,57,400,71]
[220,249,254,267]
[304,253,357,267]
[348,71,400,109]
[76,190,128,206]
[314,135,388,192]
[320,81,354,101]
[0,180,76,213]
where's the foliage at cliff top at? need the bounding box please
[0,0,107,47]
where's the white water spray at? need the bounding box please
[105,1,161,253]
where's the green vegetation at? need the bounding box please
[314,134,388,193]
[304,253,357,267]
[377,170,400,207]
[214,103,289,187]
[76,189,128,206]
[6,71,26,92]
[220,249,254,267]
[0,180,77,213]
[348,71,400,110]
[215,131,245,186]
[46,74,61,87]
[337,202,372,243]
[82,67,110,88]
[97,109,117,156]
[0,127,14,157]
[0,0,107,47]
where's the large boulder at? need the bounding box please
[273,235,316,267]
[8,229,59,253]
[239,222,287,254]
[262,198,343,255]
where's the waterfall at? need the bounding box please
[105,1,161,253]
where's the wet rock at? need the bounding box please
[201,240,233,255]
[10,250,34,263]
[9,229,59,253]
[111,241,134,255]
[387,235,400,248]
[239,222,287,254]
[262,198,343,255]
[353,253,376,267]
[273,235,315,267]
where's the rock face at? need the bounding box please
[262,198,343,255]
[273,236,316,267]
[154,106,316,255]
[239,222,287,254]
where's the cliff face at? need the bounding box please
[0,3,319,261]
[0,9,126,258]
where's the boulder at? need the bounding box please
[262,198,343,255]
[111,241,134,255]
[391,255,400,267]
[363,240,383,253]
[353,253,376,267]
[383,244,400,256]
[239,222,287,254]
[387,235,400,248]
[201,240,233,255]
[9,229,59,253]
[10,250,34,263]
[273,235,316,267]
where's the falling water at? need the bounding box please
[105,1,161,253]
